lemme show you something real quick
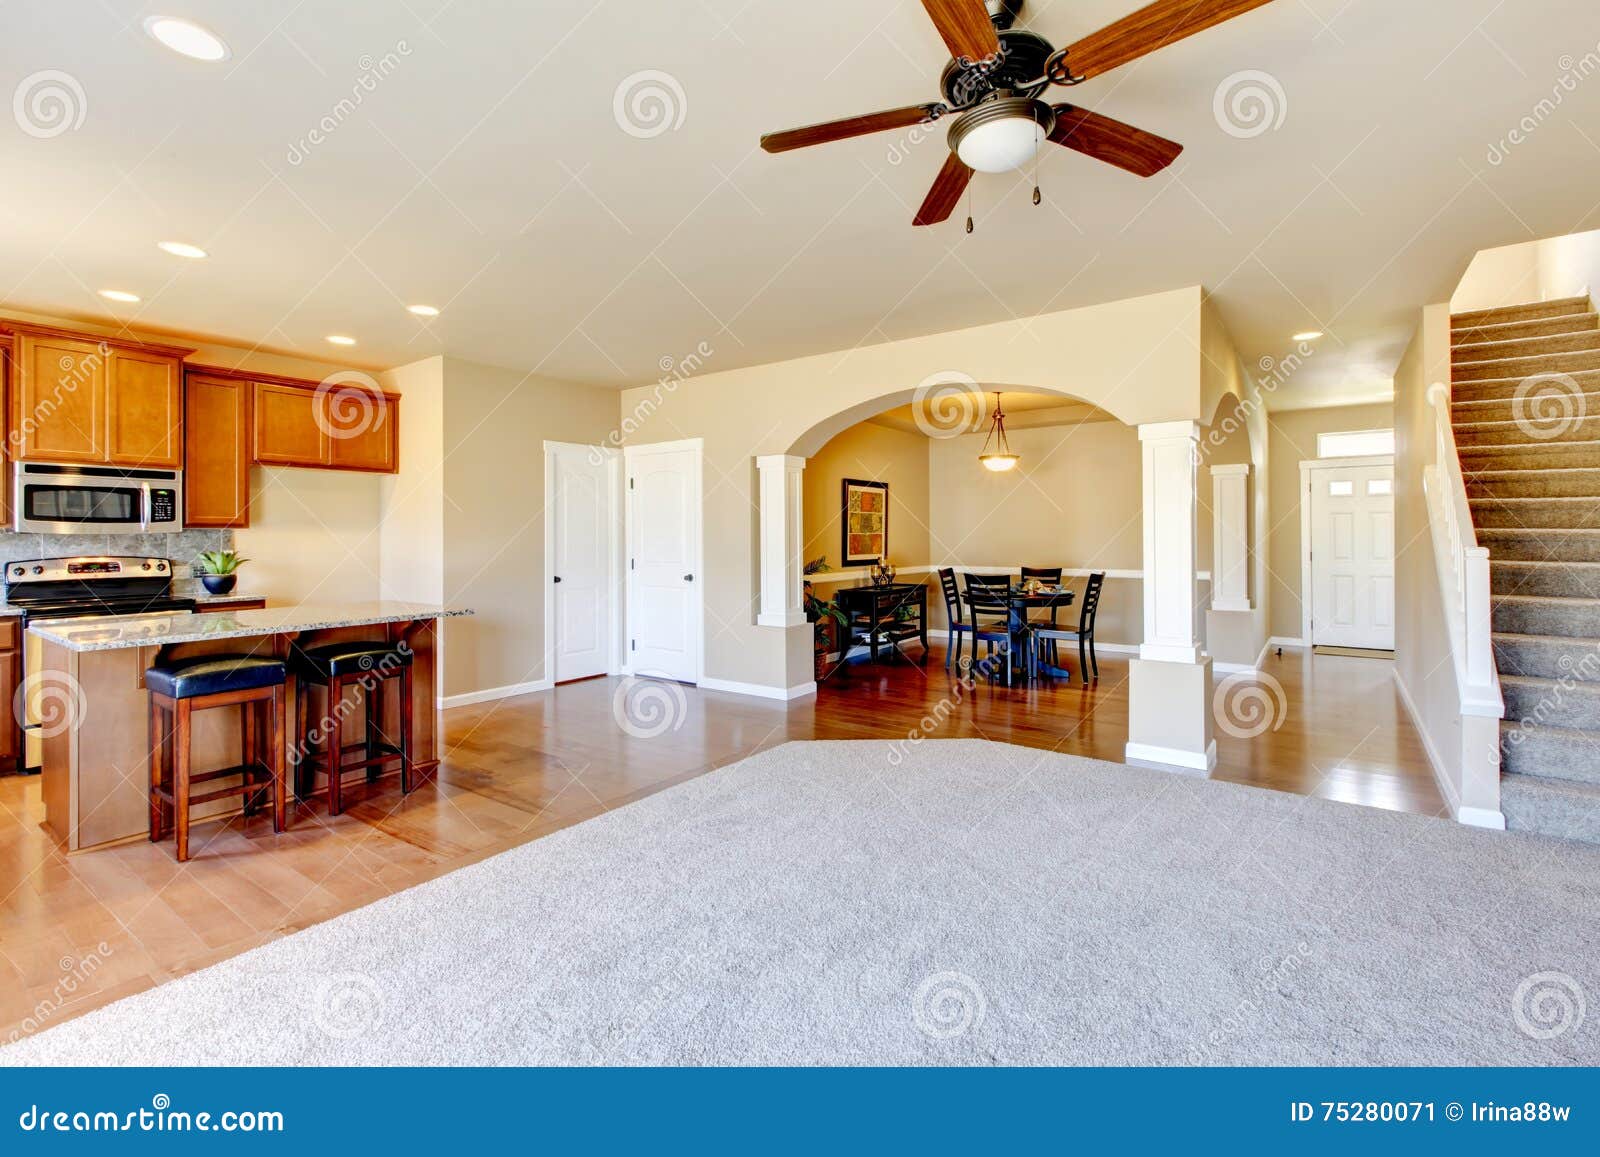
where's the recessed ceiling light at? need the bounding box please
[406,304,440,317]
[144,16,230,62]
[326,335,356,346]
[1293,330,1324,342]
[157,240,207,259]
[98,289,140,303]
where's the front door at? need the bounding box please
[625,444,701,683]
[550,444,614,683]
[1310,461,1395,649]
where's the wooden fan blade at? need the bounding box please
[920,0,1001,64]
[914,152,973,227]
[760,104,944,153]
[1048,105,1183,177]
[1064,0,1277,81]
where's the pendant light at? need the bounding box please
[978,392,1019,473]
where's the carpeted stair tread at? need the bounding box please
[1500,773,1600,842]
[1452,329,1600,363]
[1451,312,1599,345]
[1492,631,1600,680]
[1469,496,1600,529]
[1451,368,1600,403]
[1453,349,1600,383]
[1477,526,1600,562]
[1456,440,1600,470]
[1492,593,1600,636]
[1453,415,1600,446]
[1467,467,1600,499]
[1452,296,1593,328]
[1491,559,1600,598]
[1452,390,1600,424]
[1499,678,1600,741]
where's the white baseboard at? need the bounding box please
[699,677,817,701]
[1254,639,1273,670]
[1458,806,1507,830]
[439,678,552,709]
[1212,660,1257,676]
[1268,636,1308,650]
[1125,739,1218,773]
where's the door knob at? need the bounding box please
[683,574,694,582]
[553,576,562,583]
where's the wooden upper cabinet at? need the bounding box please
[107,349,182,467]
[253,381,329,467]
[4,325,190,467]
[323,387,398,472]
[183,373,251,528]
[12,331,108,464]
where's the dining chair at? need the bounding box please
[1032,572,1105,682]
[962,572,1016,686]
[1020,565,1065,663]
[937,568,972,672]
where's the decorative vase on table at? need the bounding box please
[199,574,238,595]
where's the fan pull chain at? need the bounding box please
[965,184,973,235]
[1032,153,1041,207]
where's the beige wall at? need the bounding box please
[802,421,929,572]
[1394,304,1463,798]
[1266,401,1396,641]
[377,357,446,605]
[619,286,1214,691]
[442,357,619,699]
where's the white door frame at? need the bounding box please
[543,441,624,684]
[623,437,704,684]
[1299,454,1395,646]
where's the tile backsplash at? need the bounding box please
[0,529,234,575]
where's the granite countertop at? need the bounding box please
[28,602,472,652]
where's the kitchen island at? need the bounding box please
[31,602,471,852]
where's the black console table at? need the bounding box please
[834,582,929,664]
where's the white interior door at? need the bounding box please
[1310,461,1395,649]
[626,443,702,683]
[549,444,614,683]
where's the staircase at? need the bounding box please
[1451,294,1600,842]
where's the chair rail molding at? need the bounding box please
[1209,462,1251,613]
[756,454,807,628]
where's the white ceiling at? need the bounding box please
[3,0,1599,407]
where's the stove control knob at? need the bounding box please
[156,561,167,571]
[142,562,152,571]
[10,567,21,577]
[32,566,43,575]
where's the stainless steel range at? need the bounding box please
[6,556,196,771]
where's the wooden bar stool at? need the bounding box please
[291,640,414,815]
[146,655,288,862]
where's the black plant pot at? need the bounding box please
[199,574,238,595]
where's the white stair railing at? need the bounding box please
[1423,381,1503,717]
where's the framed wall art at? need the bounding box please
[841,478,888,566]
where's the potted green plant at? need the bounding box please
[194,549,248,596]
[808,593,851,682]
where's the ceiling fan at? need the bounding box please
[759,0,1277,227]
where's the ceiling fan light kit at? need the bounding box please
[759,0,1276,227]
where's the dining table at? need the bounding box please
[1001,586,1077,681]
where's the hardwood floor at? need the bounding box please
[0,644,1440,1043]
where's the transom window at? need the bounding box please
[1317,428,1395,459]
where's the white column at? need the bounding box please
[1127,420,1215,773]
[1138,421,1202,663]
[1210,463,1251,612]
[756,454,806,628]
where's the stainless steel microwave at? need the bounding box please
[14,462,183,535]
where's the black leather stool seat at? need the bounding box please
[291,641,413,679]
[146,654,287,699]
